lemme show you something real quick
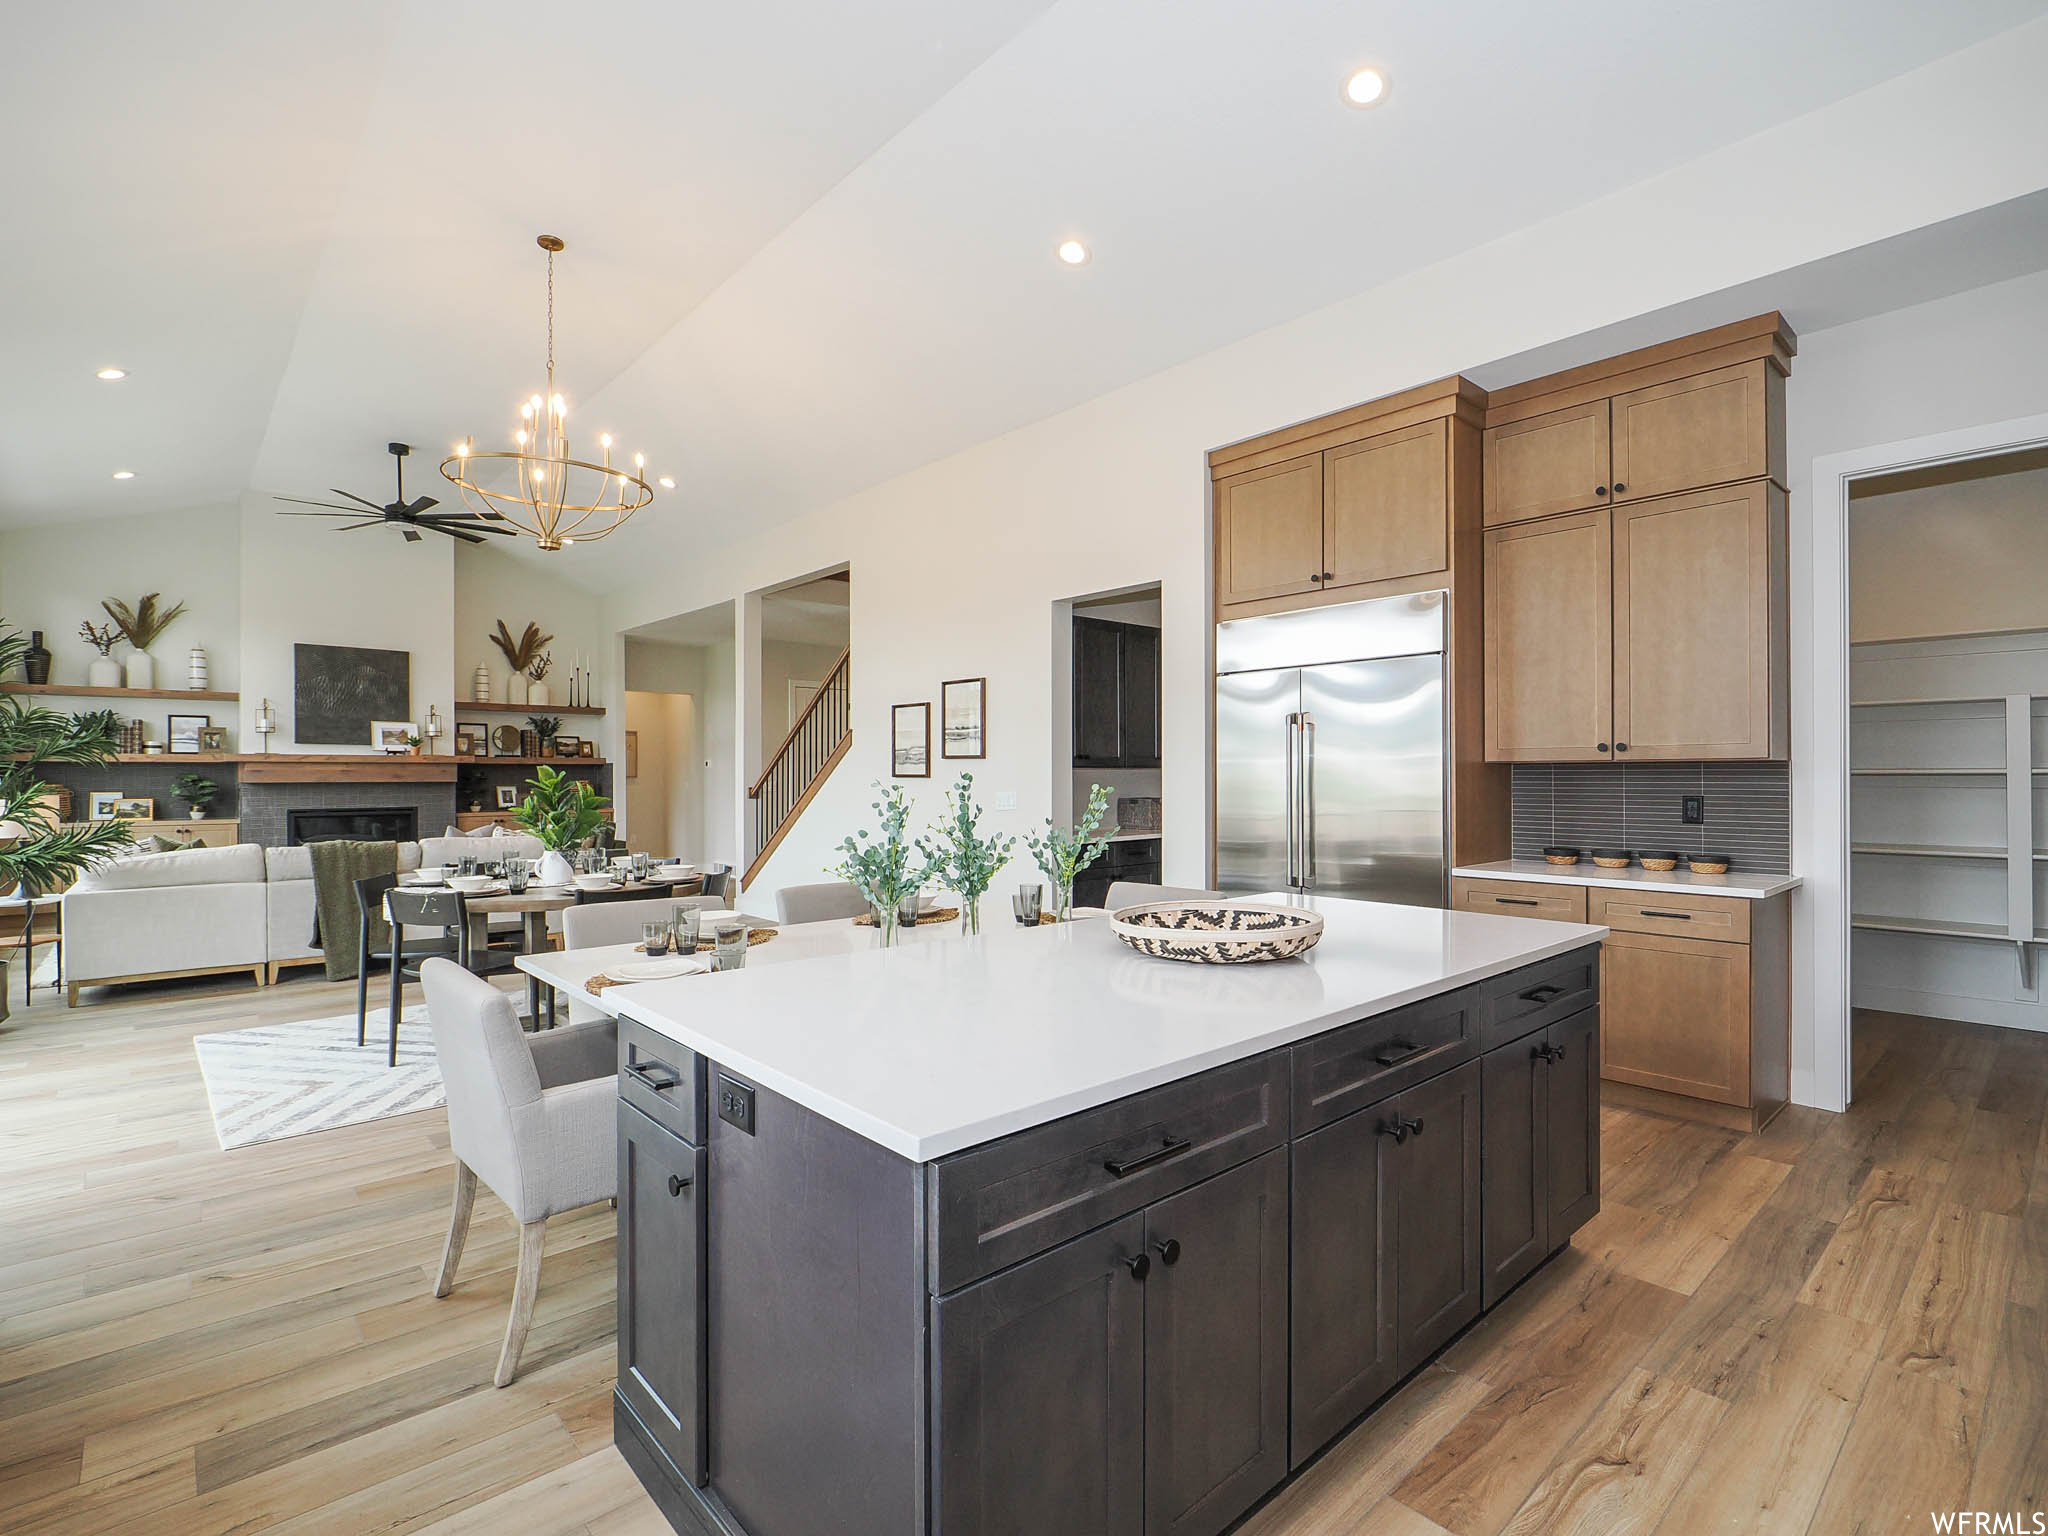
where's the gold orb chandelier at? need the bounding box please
[440,235,653,552]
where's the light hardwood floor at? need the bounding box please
[2,966,2044,1535]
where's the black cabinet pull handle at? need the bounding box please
[1596,743,1609,753]
[1534,1042,1566,1064]
[1594,486,1608,496]
[1377,1119,1408,1144]
[625,1060,680,1093]
[1124,1252,1151,1281]
[1495,896,1540,907]
[1153,1238,1182,1266]
[1613,481,1627,492]
[666,1173,692,1197]
[1309,573,1323,583]
[1371,1038,1425,1066]
[1615,742,1630,753]
[1640,909,1692,920]
[1403,1116,1426,1139]
[1519,984,1565,1004]
[1323,571,1334,580]
[1104,1136,1192,1179]
[1549,1044,1567,1062]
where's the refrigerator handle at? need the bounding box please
[1283,713,1300,887]
[1301,711,1317,888]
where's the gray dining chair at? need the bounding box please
[1104,882,1224,911]
[420,958,617,1387]
[776,880,872,925]
[560,895,718,950]
[697,864,733,902]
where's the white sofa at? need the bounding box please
[64,830,556,1002]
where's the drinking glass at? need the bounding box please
[642,920,671,957]
[1013,883,1043,925]
[505,859,530,894]
[671,905,702,952]
[897,890,923,929]
[632,851,652,881]
[712,922,748,971]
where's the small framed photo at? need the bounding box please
[941,678,986,759]
[371,720,413,754]
[495,784,520,810]
[198,726,229,752]
[553,734,581,758]
[892,702,930,778]
[167,714,209,754]
[112,796,154,821]
[455,722,488,757]
[88,790,123,822]
[579,739,595,758]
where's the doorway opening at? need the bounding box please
[1054,584,1162,907]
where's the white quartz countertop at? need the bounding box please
[1454,859,1802,899]
[564,895,1606,1163]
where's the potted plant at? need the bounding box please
[102,593,187,690]
[526,715,562,753]
[513,764,610,886]
[526,652,554,708]
[172,773,219,820]
[916,772,1014,935]
[1024,782,1115,920]
[79,621,123,689]
[831,782,940,947]
[490,620,552,708]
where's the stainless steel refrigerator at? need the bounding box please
[1216,591,1446,906]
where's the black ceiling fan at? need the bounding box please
[273,442,516,545]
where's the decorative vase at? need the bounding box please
[1054,879,1074,921]
[506,675,528,706]
[124,650,154,690]
[535,849,574,887]
[871,901,900,948]
[188,807,208,820]
[527,679,549,707]
[960,895,982,936]
[23,631,51,685]
[472,664,491,703]
[188,647,208,690]
[88,656,123,688]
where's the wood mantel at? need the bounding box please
[237,756,460,784]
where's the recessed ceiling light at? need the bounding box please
[1342,66,1389,107]
[112,470,135,480]
[1057,239,1090,267]
[96,367,128,381]
[657,476,676,489]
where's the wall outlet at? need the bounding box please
[716,1073,756,1136]
[1681,795,1706,825]
[992,790,1018,812]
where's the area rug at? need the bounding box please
[193,1006,449,1150]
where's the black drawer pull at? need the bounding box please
[1639,909,1692,921]
[1104,1136,1192,1179]
[1371,1038,1425,1067]
[625,1060,681,1092]
[1153,1237,1182,1266]
[666,1173,692,1197]
[1534,1042,1566,1064]
[1495,896,1541,907]
[1376,1118,1409,1144]
[1519,984,1565,1004]
[1124,1252,1151,1281]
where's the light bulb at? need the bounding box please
[1057,239,1090,266]
[633,452,645,467]
[551,394,565,415]
[112,470,135,480]
[520,401,533,419]
[515,429,527,446]
[600,433,613,450]
[96,367,127,381]
[657,476,675,489]
[1343,67,1388,107]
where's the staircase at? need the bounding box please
[742,646,850,890]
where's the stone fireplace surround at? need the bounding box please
[238,779,457,848]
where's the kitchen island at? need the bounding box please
[561,896,1605,1536]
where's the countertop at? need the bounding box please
[592,894,1606,1163]
[1453,859,1802,899]
[1106,830,1162,843]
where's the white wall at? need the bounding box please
[622,637,724,865]
[758,638,847,758]
[623,689,672,854]
[454,541,605,724]
[1849,458,2048,644]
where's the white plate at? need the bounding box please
[602,955,710,983]
[401,872,443,886]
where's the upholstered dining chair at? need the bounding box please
[775,880,871,924]
[560,895,720,951]
[420,958,617,1387]
[697,863,733,902]
[1103,881,1224,911]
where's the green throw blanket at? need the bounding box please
[309,839,398,982]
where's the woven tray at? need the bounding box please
[852,907,961,927]
[1109,901,1324,964]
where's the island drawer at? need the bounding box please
[1590,888,1749,943]
[929,1053,1288,1293]
[1477,947,1601,1050]
[618,1018,706,1146]
[1291,986,1479,1135]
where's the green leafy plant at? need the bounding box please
[513,764,610,851]
[1024,782,1115,919]
[78,620,121,657]
[915,772,1014,934]
[0,626,134,896]
[489,620,552,674]
[171,773,218,813]
[830,782,940,945]
[526,715,562,745]
[101,593,187,652]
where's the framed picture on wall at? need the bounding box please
[579,739,594,758]
[167,714,209,754]
[495,784,520,810]
[891,702,930,778]
[198,726,229,752]
[370,720,413,754]
[455,722,488,757]
[112,797,154,820]
[88,790,123,822]
[940,678,985,759]
[553,735,581,758]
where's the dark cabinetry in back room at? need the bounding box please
[1074,616,1161,769]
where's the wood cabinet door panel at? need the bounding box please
[1612,482,1773,759]
[617,1102,706,1486]
[1545,1008,1601,1243]
[1480,1038,1548,1309]
[1482,400,1610,526]
[1324,420,1448,590]
[933,1216,1146,1536]
[1601,930,1751,1106]
[1483,510,1612,761]
[1450,876,1587,923]
[1388,1060,1484,1374]
[1144,1151,1289,1536]
[1289,1107,1395,1467]
[1609,361,1771,503]
[1217,456,1324,606]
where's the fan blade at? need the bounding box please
[274,496,369,513]
[404,495,440,515]
[402,528,423,543]
[328,488,391,513]
[419,515,517,536]
[275,509,363,519]
[434,524,487,544]
[333,519,386,532]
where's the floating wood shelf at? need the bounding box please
[239,757,459,785]
[469,756,609,767]
[1,683,240,702]
[459,700,605,716]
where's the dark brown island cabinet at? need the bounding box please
[613,947,1602,1536]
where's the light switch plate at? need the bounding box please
[992,790,1017,811]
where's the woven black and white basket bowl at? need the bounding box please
[1108,901,1325,964]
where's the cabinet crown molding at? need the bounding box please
[1482,311,1796,429]
[1208,374,1486,480]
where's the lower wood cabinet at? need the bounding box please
[616,1102,706,1487]
[1480,1009,1600,1308]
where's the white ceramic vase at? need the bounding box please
[527,679,549,707]
[535,849,574,886]
[188,647,208,690]
[472,664,491,703]
[123,651,154,689]
[88,657,123,688]
[506,675,528,706]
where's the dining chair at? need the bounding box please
[561,896,715,950]
[775,880,871,924]
[419,958,617,1387]
[697,864,733,902]
[381,886,520,1066]
[1103,881,1224,912]
[354,874,461,1065]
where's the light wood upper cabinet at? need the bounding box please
[1483,510,1612,762]
[1612,482,1786,761]
[1324,420,1448,591]
[1216,455,1324,606]
[1482,402,1609,527]
[1610,361,1778,504]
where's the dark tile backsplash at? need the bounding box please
[1510,761,1790,874]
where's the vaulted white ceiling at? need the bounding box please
[6,0,2043,589]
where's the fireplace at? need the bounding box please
[286,807,420,845]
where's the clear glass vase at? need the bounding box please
[960,895,981,935]
[872,901,900,948]
[1054,880,1073,921]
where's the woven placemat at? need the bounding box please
[630,928,776,954]
[852,906,962,928]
